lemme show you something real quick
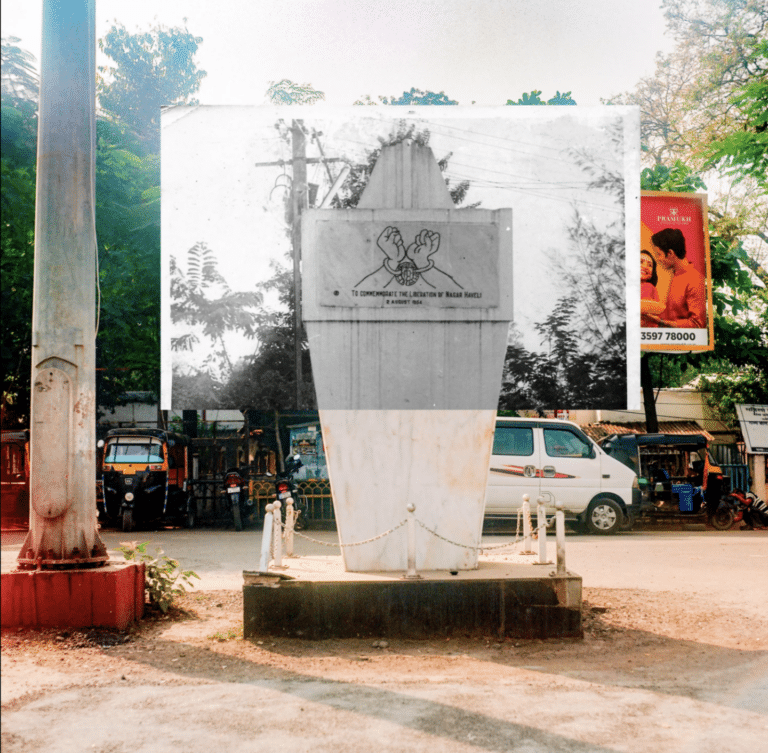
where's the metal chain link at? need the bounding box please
[286,515,552,555]
[290,519,408,548]
[415,517,552,553]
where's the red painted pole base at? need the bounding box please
[1,561,145,630]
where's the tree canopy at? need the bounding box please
[98,22,206,146]
[215,119,479,411]
[609,0,767,265]
[623,0,768,424]
[500,120,628,412]
[1,26,206,425]
[0,39,37,425]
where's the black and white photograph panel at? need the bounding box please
[161,106,639,411]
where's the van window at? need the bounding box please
[544,428,592,458]
[493,426,534,456]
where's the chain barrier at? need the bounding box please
[414,517,552,553]
[287,516,551,554]
[290,519,408,548]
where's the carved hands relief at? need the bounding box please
[366,226,458,289]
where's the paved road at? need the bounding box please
[3,525,766,617]
[2,526,766,753]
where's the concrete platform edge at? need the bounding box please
[243,571,583,640]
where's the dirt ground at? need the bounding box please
[2,583,767,753]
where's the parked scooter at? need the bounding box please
[223,467,250,531]
[273,454,308,531]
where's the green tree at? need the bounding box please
[170,242,264,406]
[703,73,768,192]
[220,121,477,410]
[353,87,458,105]
[1,38,38,425]
[93,116,164,411]
[609,0,767,267]
[641,162,768,424]
[94,23,207,410]
[1,37,38,103]
[98,22,207,145]
[266,79,325,105]
[506,90,577,105]
[499,121,628,411]
[2,28,206,424]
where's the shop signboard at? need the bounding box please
[736,404,768,454]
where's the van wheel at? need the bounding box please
[586,498,622,535]
[121,509,134,533]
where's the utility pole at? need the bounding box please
[641,354,659,433]
[18,0,107,568]
[291,120,307,410]
[254,122,347,410]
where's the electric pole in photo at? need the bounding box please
[17,0,108,568]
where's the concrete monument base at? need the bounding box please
[1,561,145,630]
[243,557,582,640]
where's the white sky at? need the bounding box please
[5,0,675,107]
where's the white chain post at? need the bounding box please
[284,496,295,557]
[520,494,534,554]
[259,504,275,572]
[537,495,547,564]
[272,500,284,569]
[555,500,566,574]
[404,502,421,579]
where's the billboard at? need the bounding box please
[640,191,714,352]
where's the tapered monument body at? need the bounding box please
[18,0,107,568]
[303,141,513,572]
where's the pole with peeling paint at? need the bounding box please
[17,0,108,569]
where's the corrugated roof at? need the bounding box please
[582,421,714,443]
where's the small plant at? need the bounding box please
[210,627,240,642]
[119,541,200,613]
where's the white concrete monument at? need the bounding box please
[303,140,513,571]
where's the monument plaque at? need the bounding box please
[313,212,500,308]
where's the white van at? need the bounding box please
[485,417,640,534]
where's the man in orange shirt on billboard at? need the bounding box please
[646,228,707,328]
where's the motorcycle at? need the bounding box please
[223,467,253,531]
[273,454,308,531]
[714,489,768,531]
[708,492,740,531]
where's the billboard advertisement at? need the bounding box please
[640,191,714,352]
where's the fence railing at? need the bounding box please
[248,477,336,525]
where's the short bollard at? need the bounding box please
[403,502,421,579]
[537,496,547,564]
[520,495,534,554]
[555,500,566,574]
[272,500,284,569]
[284,497,295,557]
[259,505,275,572]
